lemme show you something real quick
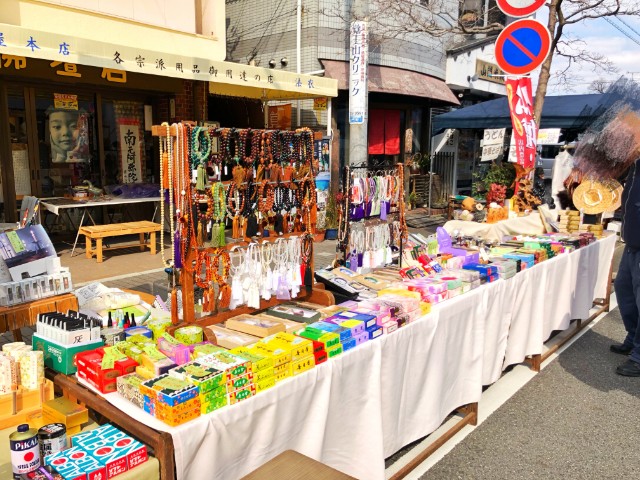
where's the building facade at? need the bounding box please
[0,0,227,222]
[225,0,460,190]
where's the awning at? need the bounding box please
[208,68,338,101]
[432,94,611,132]
[0,23,337,100]
[321,59,459,105]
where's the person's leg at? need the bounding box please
[614,247,638,349]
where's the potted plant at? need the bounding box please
[418,154,431,174]
[407,153,422,175]
[324,194,340,240]
[408,191,417,210]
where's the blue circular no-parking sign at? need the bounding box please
[495,19,551,75]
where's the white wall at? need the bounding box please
[1,0,226,60]
[446,42,506,97]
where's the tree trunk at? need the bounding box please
[533,0,561,124]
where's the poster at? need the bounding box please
[506,77,537,168]
[268,104,292,130]
[349,20,368,124]
[47,99,91,163]
[118,121,142,183]
[0,225,57,281]
[481,128,505,162]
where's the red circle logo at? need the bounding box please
[53,458,67,466]
[24,452,35,462]
[116,438,131,447]
[95,447,113,456]
[496,0,546,17]
[71,452,85,460]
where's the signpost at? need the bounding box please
[495,19,551,76]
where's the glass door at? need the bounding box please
[7,87,33,222]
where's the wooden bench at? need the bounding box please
[80,221,161,263]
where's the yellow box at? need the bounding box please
[255,376,276,393]
[42,397,88,427]
[273,362,292,376]
[291,355,315,376]
[230,347,274,372]
[274,368,291,383]
[135,365,156,380]
[253,367,274,383]
[250,343,291,367]
[269,333,313,360]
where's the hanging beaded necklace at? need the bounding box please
[211,182,227,223]
[190,126,211,169]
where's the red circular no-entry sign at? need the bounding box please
[495,19,551,75]
[496,0,546,18]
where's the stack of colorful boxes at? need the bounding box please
[196,351,254,405]
[75,348,138,394]
[140,373,200,426]
[45,423,147,479]
[230,347,275,393]
[170,361,227,415]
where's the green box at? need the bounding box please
[32,333,104,375]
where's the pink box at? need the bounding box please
[382,320,398,335]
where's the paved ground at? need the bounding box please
[422,306,640,480]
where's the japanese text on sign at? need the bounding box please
[349,21,368,124]
[118,123,142,183]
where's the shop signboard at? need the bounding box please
[475,59,506,85]
[481,128,506,162]
[349,21,368,124]
[495,19,551,76]
[313,97,328,111]
[506,77,537,168]
[537,128,561,144]
[118,121,142,184]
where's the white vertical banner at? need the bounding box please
[349,20,368,124]
[119,123,142,183]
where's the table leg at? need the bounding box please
[150,232,157,255]
[139,233,146,251]
[70,209,87,257]
[96,238,103,263]
[85,236,92,259]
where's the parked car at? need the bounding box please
[536,143,564,179]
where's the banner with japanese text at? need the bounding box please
[506,77,537,168]
[118,121,142,183]
[349,21,368,124]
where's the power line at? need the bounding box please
[603,16,640,46]
[614,16,640,41]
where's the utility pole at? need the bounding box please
[348,0,369,166]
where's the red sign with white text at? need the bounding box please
[506,77,537,168]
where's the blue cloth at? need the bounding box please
[614,246,640,364]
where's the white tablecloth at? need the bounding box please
[41,197,161,215]
[444,214,546,243]
[94,234,616,480]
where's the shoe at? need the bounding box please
[610,343,633,355]
[616,359,640,377]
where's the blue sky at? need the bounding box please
[539,13,640,93]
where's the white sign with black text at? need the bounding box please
[349,21,368,124]
[481,128,506,162]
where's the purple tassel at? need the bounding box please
[164,189,170,204]
[380,201,387,221]
[174,231,183,268]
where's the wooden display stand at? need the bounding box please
[151,124,334,332]
[0,292,78,341]
[0,379,54,430]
